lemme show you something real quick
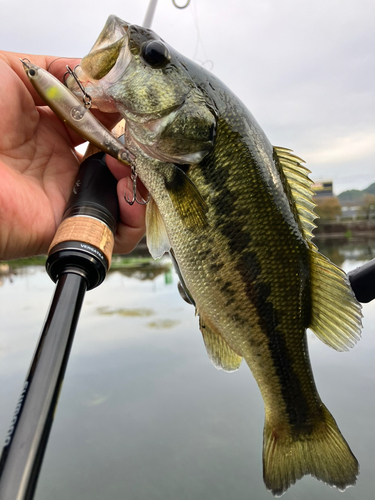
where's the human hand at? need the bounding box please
[0,51,146,261]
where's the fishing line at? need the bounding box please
[46,56,65,72]
[190,0,214,71]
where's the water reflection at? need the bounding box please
[108,259,172,281]
[0,245,374,500]
[315,238,375,267]
[97,306,155,317]
[0,261,42,286]
[146,319,181,329]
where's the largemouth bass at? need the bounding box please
[68,16,362,495]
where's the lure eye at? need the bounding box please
[28,68,36,77]
[141,40,170,68]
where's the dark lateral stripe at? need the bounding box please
[197,119,312,430]
[238,252,311,429]
[231,243,311,429]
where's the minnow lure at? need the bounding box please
[20,59,134,167]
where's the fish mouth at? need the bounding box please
[66,15,132,112]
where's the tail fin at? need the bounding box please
[263,405,358,496]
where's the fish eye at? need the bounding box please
[141,40,170,68]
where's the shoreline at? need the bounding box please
[313,220,375,240]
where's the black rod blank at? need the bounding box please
[348,257,375,303]
[0,153,119,500]
[0,272,87,500]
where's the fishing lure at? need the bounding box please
[64,65,92,109]
[124,163,150,206]
[20,59,134,168]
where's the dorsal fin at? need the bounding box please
[274,146,317,242]
[274,146,362,350]
[145,196,171,259]
[309,248,362,351]
[199,315,242,372]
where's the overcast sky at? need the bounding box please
[1,0,374,194]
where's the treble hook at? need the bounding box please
[20,58,31,68]
[124,164,150,206]
[64,65,92,109]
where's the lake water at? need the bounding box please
[1,240,375,500]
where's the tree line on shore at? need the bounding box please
[314,182,375,221]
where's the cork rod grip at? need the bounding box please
[49,216,115,267]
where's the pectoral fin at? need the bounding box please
[163,165,208,229]
[199,315,242,372]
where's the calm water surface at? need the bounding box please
[0,240,374,500]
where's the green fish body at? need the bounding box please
[68,16,362,495]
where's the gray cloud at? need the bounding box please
[1,0,374,194]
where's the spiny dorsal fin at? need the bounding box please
[145,196,171,259]
[274,146,317,241]
[199,315,242,372]
[309,247,362,351]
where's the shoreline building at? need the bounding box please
[312,180,333,197]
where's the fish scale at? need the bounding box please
[67,15,362,496]
[166,118,317,431]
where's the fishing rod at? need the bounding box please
[143,0,190,28]
[348,259,375,303]
[0,156,373,500]
[0,2,194,497]
[1,0,373,496]
[0,152,119,500]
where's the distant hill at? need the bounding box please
[338,182,375,203]
[366,183,375,195]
